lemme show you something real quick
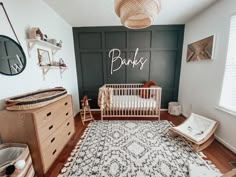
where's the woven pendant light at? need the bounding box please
[115,0,161,29]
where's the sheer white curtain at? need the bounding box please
[220,15,236,113]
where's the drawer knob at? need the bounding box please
[68,132,71,136]
[51,137,55,143]
[65,102,68,106]
[67,122,70,126]
[52,149,57,155]
[49,125,53,130]
[47,112,52,117]
[66,112,69,116]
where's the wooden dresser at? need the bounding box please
[0,95,75,176]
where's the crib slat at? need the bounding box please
[119,89,121,116]
[150,88,152,115]
[145,90,148,115]
[122,89,124,116]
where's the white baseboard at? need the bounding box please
[181,112,189,118]
[215,135,236,154]
[91,109,100,111]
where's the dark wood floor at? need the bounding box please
[45,111,236,177]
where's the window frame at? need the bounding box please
[218,13,236,115]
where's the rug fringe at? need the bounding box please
[196,152,222,174]
[198,151,207,158]
[57,123,92,177]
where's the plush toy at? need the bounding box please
[4,160,26,176]
[140,81,158,98]
[15,160,26,170]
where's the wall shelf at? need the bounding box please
[26,37,67,79]
[40,65,68,79]
[27,39,61,55]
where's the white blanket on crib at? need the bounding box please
[111,95,157,109]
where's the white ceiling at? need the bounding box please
[43,0,218,27]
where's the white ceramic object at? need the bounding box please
[48,39,57,45]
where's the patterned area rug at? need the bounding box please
[59,120,220,177]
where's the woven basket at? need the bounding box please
[5,87,67,110]
[168,102,182,116]
[115,0,160,29]
[0,143,35,177]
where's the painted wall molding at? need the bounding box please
[73,25,184,108]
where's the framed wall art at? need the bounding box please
[37,49,51,66]
[186,35,215,62]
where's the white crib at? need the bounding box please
[98,84,162,120]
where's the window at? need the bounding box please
[219,15,236,113]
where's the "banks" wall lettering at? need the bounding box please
[108,48,148,75]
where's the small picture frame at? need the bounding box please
[37,49,51,66]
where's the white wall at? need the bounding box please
[179,0,236,153]
[0,0,79,115]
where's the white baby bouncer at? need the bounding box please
[169,113,219,152]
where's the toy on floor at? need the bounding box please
[80,96,94,125]
[169,113,219,152]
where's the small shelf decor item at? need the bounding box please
[57,40,63,48]
[186,35,215,62]
[48,38,57,45]
[4,87,67,110]
[43,34,48,42]
[37,49,51,66]
[59,58,66,67]
[28,27,43,40]
[114,0,161,29]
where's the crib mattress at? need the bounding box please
[110,95,157,109]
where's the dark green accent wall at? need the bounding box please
[73,25,184,109]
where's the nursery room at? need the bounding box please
[0,0,236,176]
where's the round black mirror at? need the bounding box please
[0,35,26,76]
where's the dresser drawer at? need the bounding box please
[53,107,73,130]
[40,117,74,172]
[34,96,72,128]
[40,116,74,152]
[41,138,62,172]
[36,107,73,142]
[61,117,75,144]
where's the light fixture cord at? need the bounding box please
[0,2,21,46]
